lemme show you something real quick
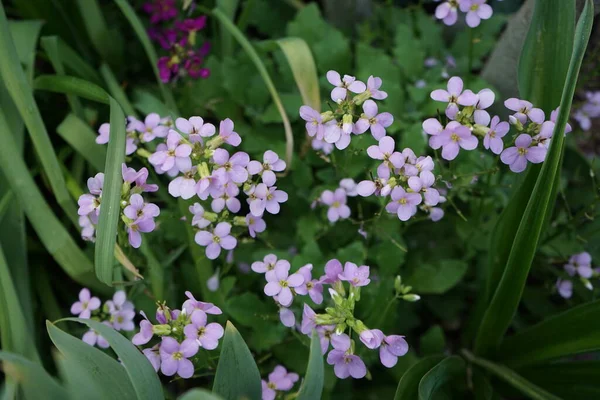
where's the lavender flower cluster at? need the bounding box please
[556,252,599,299]
[314,179,357,223]
[77,165,159,248]
[143,0,211,83]
[261,365,299,400]
[132,292,224,379]
[70,288,136,348]
[253,255,409,379]
[435,0,493,27]
[426,76,571,173]
[573,91,600,131]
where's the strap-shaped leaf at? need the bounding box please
[213,321,262,400]
[0,351,67,399]
[394,356,444,400]
[474,0,594,356]
[34,74,110,104]
[56,113,107,172]
[297,330,324,400]
[100,63,138,117]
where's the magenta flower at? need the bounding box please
[246,214,266,238]
[321,259,343,284]
[195,222,237,259]
[326,70,366,102]
[430,77,477,119]
[149,130,192,173]
[252,254,286,274]
[429,121,478,160]
[339,262,371,287]
[264,263,304,307]
[143,345,161,372]
[386,187,422,221]
[176,117,216,142]
[143,0,177,23]
[176,16,207,32]
[435,1,459,25]
[212,149,250,184]
[500,134,546,173]
[504,98,545,124]
[247,150,286,186]
[70,288,100,319]
[354,100,394,140]
[326,334,367,379]
[218,118,242,147]
[127,113,168,142]
[460,0,493,28]
[379,334,409,368]
[366,75,387,100]
[483,116,509,155]
[157,56,178,83]
[565,252,593,278]
[183,310,224,350]
[320,188,351,223]
[299,106,325,139]
[182,291,222,315]
[556,279,573,299]
[473,88,495,126]
[159,337,198,379]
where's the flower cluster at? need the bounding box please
[299,71,393,153]
[96,113,171,155]
[314,179,358,223]
[573,91,600,131]
[77,164,160,248]
[70,288,136,348]
[261,365,299,400]
[556,252,599,299]
[132,291,224,379]
[143,0,211,82]
[435,0,493,28]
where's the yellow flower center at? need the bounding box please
[173,351,183,360]
[451,133,460,142]
[518,148,528,156]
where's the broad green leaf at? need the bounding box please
[34,74,110,104]
[100,64,137,117]
[0,351,67,399]
[461,350,561,400]
[56,113,106,172]
[95,97,126,285]
[139,241,165,301]
[0,3,77,221]
[418,356,466,400]
[394,24,424,78]
[55,354,105,400]
[297,331,324,400]
[60,317,163,400]
[0,108,102,290]
[497,299,600,368]
[179,389,225,400]
[47,321,136,399]
[394,356,445,400]
[51,36,102,85]
[407,260,467,294]
[474,0,594,356]
[213,322,262,400]
[216,0,239,58]
[113,0,178,113]
[226,292,270,327]
[212,7,293,167]
[276,37,320,110]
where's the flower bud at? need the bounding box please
[233,216,247,226]
[394,276,403,293]
[402,294,421,302]
[329,288,344,306]
[335,322,347,335]
[136,148,153,158]
[152,324,172,336]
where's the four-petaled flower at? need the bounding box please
[264,262,304,307]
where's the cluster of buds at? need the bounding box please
[70,288,136,348]
[132,292,224,379]
[77,165,160,248]
[556,252,599,299]
[143,0,211,82]
[435,0,493,28]
[573,91,600,131]
[261,365,299,400]
[299,71,392,154]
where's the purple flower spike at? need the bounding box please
[143,0,177,23]
[183,310,224,350]
[176,16,207,32]
[326,71,366,102]
[504,98,545,124]
[339,262,371,287]
[264,263,304,307]
[460,0,493,28]
[326,333,367,379]
[379,335,409,368]
[247,150,286,186]
[429,121,478,160]
[70,288,100,319]
[430,77,477,119]
[159,337,199,379]
[366,75,387,100]
[500,134,547,173]
[218,118,242,147]
[149,130,192,173]
[320,188,351,223]
[354,100,394,140]
[300,106,325,139]
[483,116,509,155]
[386,187,422,221]
[195,222,237,260]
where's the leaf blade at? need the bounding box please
[297,330,324,400]
[394,356,445,400]
[276,37,320,110]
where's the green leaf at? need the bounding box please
[49,36,102,85]
[420,326,446,356]
[211,7,293,167]
[497,299,600,368]
[407,260,467,294]
[59,317,163,400]
[74,0,121,67]
[55,353,106,400]
[276,37,320,110]
[518,361,600,400]
[100,64,137,117]
[297,331,324,400]
[418,356,466,400]
[7,20,43,82]
[47,321,137,399]
[226,293,270,327]
[179,389,225,400]
[56,113,106,172]
[34,74,110,104]
[474,0,594,356]
[139,241,165,301]
[0,351,67,399]
[394,356,445,400]
[461,350,561,400]
[113,0,178,113]
[95,97,126,285]
[216,0,239,58]
[394,24,424,78]
[213,321,262,400]
[133,89,173,118]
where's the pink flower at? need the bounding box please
[143,345,161,372]
[218,118,242,147]
[194,222,237,259]
[500,134,547,173]
[556,279,573,299]
[175,117,215,142]
[430,77,477,119]
[435,1,459,26]
[483,116,509,154]
[473,88,495,126]
[261,365,299,400]
[70,288,100,319]
[429,121,478,160]
[366,75,387,100]
[182,291,222,315]
[213,149,250,184]
[320,188,351,223]
[326,334,367,379]
[279,307,295,327]
[122,165,158,192]
[127,113,168,142]
[354,100,394,140]
[264,263,304,307]
[247,150,286,186]
[565,252,593,278]
[247,184,288,217]
[252,254,286,274]
[299,106,325,139]
[159,337,199,379]
[82,327,109,349]
[321,259,343,284]
[386,187,422,221]
[149,130,192,173]
[183,310,224,350]
[379,334,409,367]
[326,71,366,102]
[367,136,404,179]
[422,118,444,137]
[504,98,545,124]
[460,0,493,28]
[359,329,383,349]
[338,262,370,287]
[246,214,266,238]
[295,264,324,304]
